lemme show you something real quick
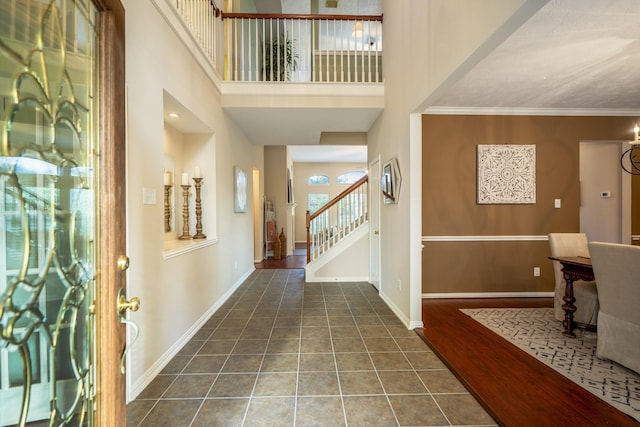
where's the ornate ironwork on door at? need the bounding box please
[1,1,99,425]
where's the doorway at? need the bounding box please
[579,141,631,243]
[369,156,381,290]
[253,168,262,262]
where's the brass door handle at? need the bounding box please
[117,288,140,375]
[118,294,140,313]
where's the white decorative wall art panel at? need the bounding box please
[477,144,536,204]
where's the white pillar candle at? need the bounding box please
[181,172,189,186]
[164,171,172,186]
[194,166,202,178]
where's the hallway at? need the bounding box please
[127,269,495,426]
[255,249,307,269]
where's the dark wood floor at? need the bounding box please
[416,298,639,427]
[254,254,306,269]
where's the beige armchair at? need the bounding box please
[589,242,640,374]
[548,233,599,326]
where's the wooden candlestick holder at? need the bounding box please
[178,185,192,240]
[164,185,172,232]
[192,177,206,239]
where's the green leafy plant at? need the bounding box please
[263,36,299,81]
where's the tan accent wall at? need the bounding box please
[422,115,639,294]
[634,174,640,246]
[264,146,287,239]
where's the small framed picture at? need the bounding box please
[234,166,247,212]
[381,157,401,204]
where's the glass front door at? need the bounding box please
[1,1,99,425]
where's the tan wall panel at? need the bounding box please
[422,115,639,292]
[633,174,640,245]
[422,241,554,293]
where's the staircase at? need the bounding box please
[305,175,369,281]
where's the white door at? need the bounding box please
[369,157,381,290]
[579,141,627,243]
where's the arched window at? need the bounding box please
[308,175,329,185]
[337,171,366,185]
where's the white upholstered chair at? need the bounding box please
[548,233,599,326]
[588,242,640,374]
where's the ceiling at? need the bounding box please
[167,0,640,162]
[288,144,367,162]
[428,0,640,112]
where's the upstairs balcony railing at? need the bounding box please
[172,1,383,83]
[223,13,383,83]
[174,0,224,73]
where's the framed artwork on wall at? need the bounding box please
[477,144,536,204]
[234,165,247,212]
[381,157,401,204]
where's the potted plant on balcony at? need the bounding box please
[263,36,299,81]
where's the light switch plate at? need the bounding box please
[554,199,561,209]
[143,188,157,205]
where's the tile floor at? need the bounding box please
[127,269,497,426]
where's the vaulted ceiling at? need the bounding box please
[428,0,640,112]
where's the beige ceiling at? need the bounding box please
[429,0,640,112]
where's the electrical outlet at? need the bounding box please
[397,279,402,291]
[533,267,540,277]
[554,199,561,209]
[234,261,238,269]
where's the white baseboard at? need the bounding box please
[128,267,255,402]
[408,319,425,329]
[422,292,554,299]
[379,291,413,329]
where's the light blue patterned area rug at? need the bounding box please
[460,308,640,423]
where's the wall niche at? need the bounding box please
[162,91,217,256]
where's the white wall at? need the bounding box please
[372,0,542,327]
[580,141,625,243]
[123,0,263,401]
[306,226,370,282]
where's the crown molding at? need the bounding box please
[422,107,640,117]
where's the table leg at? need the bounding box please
[561,271,577,337]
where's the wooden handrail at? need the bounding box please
[310,174,368,222]
[211,1,222,17]
[221,13,383,22]
[306,175,368,262]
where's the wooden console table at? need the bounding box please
[548,256,595,337]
